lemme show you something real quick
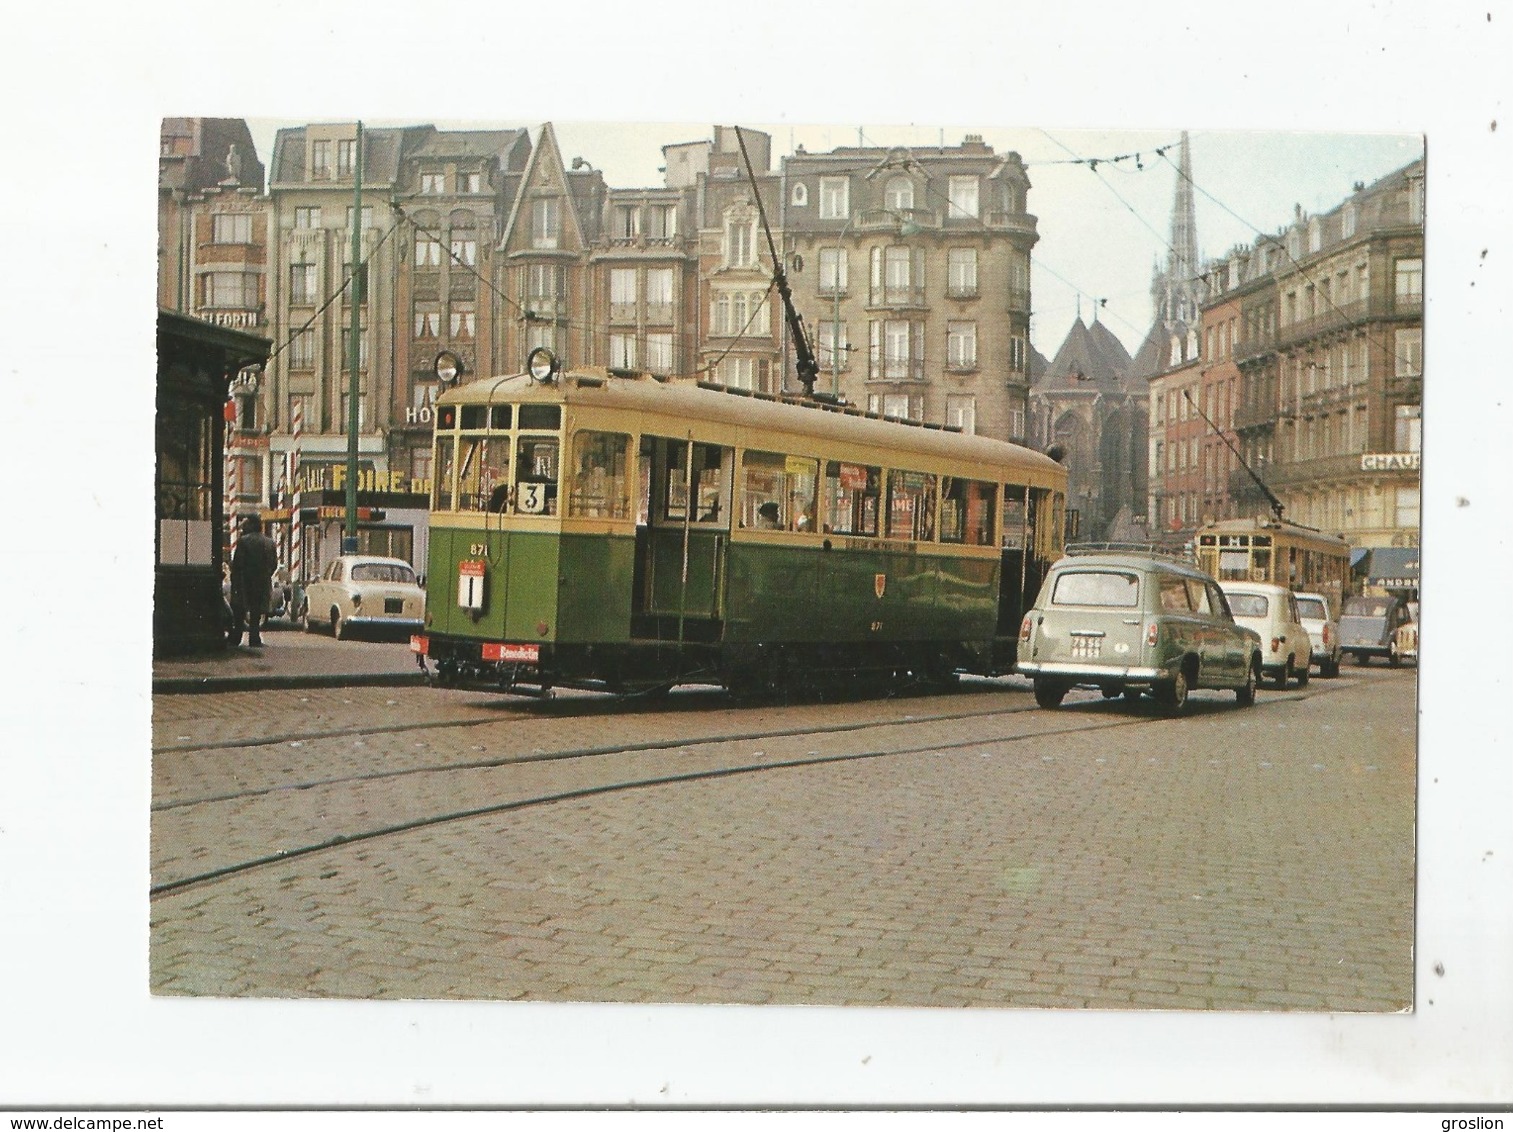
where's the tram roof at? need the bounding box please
[1198,516,1350,548]
[440,369,1066,476]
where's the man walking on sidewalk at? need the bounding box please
[228,515,279,647]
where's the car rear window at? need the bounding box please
[1051,570,1139,608]
[1343,597,1392,617]
[1227,593,1270,617]
[1295,597,1327,620]
[350,563,416,584]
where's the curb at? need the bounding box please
[152,671,429,695]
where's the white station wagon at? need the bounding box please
[299,555,427,640]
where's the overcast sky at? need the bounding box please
[247,118,1422,359]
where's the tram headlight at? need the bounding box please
[435,349,464,387]
[527,346,559,384]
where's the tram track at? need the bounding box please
[149,690,1314,900]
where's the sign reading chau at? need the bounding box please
[1360,452,1420,472]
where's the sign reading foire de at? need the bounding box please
[1360,452,1421,471]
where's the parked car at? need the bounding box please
[1293,591,1341,678]
[1338,594,1413,666]
[1016,551,1263,715]
[1393,601,1419,665]
[298,555,426,640]
[1218,581,1312,688]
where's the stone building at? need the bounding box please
[780,134,1037,442]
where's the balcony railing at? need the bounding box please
[868,285,927,308]
[1231,400,1277,431]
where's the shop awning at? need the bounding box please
[1361,547,1420,589]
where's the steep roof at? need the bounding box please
[1034,317,1132,394]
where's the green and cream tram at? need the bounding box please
[411,349,1067,697]
[1195,516,1353,610]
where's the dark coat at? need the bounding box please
[230,532,279,614]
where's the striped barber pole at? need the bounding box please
[225,398,241,559]
[288,396,304,586]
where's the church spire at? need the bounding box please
[1151,130,1201,328]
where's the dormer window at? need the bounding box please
[791,182,808,208]
[421,172,445,195]
[819,177,848,220]
[885,176,914,211]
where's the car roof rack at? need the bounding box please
[1063,541,1193,562]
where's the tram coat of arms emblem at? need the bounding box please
[874,573,887,599]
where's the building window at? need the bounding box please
[609,333,637,369]
[885,176,914,211]
[460,172,481,194]
[337,139,357,178]
[528,263,566,302]
[415,231,442,267]
[947,176,979,219]
[1009,334,1027,373]
[1342,203,1357,239]
[712,291,769,337]
[311,140,333,180]
[421,172,445,195]
[947,248,978,298]
[819,247,848,295]
[720,357,769,392]
[450,230,477,266]
[647,204,678,240]
[946,395,976,434]
[294,207,321,229]
[340,391,367,430]
[1395,486,1420,528]
[203,271,258,309]
[610,268,638,306]
[873,244,922,304]
[947,321,977,370]
[345,206,374,231]
[1395,329,1423,377]
[1308,218,1322,253]
[212,213,252,244]
[871,319,923,381]
[645,268,674,310]
[341,325,368,369]
[646,332,673,374]
[819,177,849,220]
[450,305,475,339]
[872,393,921,421]
[613,205,640,240]
[725,216,755,268]
[818,321,848,371]
[791,183,808,208]
[532,198,561,249]
[1394,257,1423,303]
[289,330,315,369]
[409,309,441,342]
[1395,405,1422,453]
[289,262,316,304]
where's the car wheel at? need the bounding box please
[1356,652,1370,666]
[332,607,347,640]
[1273,658,1291,689]
[1101,687,1123,699]
[1388,641,1401,668]
[1033,678,1067,709]
[1296,655,1309,687]
[1157,668,1190,715]
[1237,658,1259,706]
[1321,655,1340,678]
[1123,688,1144,701]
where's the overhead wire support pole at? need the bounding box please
[735,125,820,399]
[345,121,364,553]
[1182,388,1284,522]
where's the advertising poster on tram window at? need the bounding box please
[17,8,1498,1113]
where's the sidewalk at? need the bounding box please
[153,622,427,693]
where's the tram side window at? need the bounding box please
[940,477,996,545]
[823,461,880,536]
[456,436,511,512]
[569,431,631,519]
[742,450,817,531]
[514,435,560,515]
[885,469,938,542]
[433,435,456,511]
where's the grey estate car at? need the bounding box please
[1016,550,1264,714]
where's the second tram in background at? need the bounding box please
[411,349,1067,698]
[1194,516,1353,609]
